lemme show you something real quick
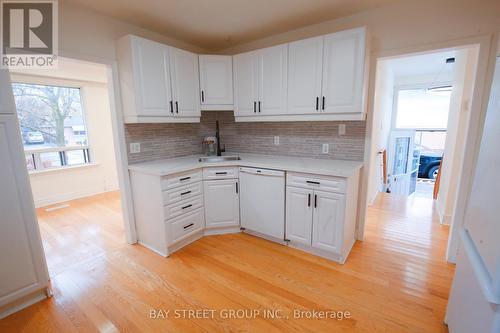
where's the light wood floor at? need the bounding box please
[0,191,454,332]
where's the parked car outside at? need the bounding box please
[418,153,442,179]
[25,131,45,144]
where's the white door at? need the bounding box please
[258,44,288,115]
[204,179,240,228]
[169,47,201,118]
[133,38,173,116]
[0,114,49,307]
[311,190,345,254]
[287,36,324,114]
[233,51,259,117]
[388,130,416,195]
[285,186,313,246]
[321,28,365,114]
[199,55,233,105]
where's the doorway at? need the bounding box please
[8,57,127,277]
[366,44,480,262]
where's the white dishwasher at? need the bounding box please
[239,167,285,241]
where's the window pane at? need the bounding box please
[40,151,62,169]
[396,89,452,129]
[66,149,86,166]
[12,83,88,149]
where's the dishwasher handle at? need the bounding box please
[239,167,284,177]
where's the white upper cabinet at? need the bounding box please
[234,26,367,122]
[199,55,233,109]
[321,28,366,114]
[234,45,288,118]
[259,44,288,115]
[169,47,201,118]
[117,35,200,123]
[234,50,259,117]
[287,36,324,115]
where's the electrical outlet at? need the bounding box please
[338,124,346,136]
[322,143,329,154]
[130,142,141,153]
[274,136,279,145]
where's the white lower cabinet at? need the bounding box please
[311,190,345,254]
[285,186,313,245]
[204,179,240,229]
[285,172,357,263]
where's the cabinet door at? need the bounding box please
[0,114,49,307]
[233,51,259,117]
[285,186,313,245]
[312,190,345,254]
[321,28,365,114]
[169,47,201,118]
[133,37,173,116]
[199,55,233,105]
[287,36,324,115]
[204,179,240,228]
[258,44,288,115]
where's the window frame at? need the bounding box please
[391,83,452,131]
[11,76,94,173]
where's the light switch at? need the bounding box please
[130,142,141,153]
[274,136,279,145]
[322,143,329,154]
[339,124,346,136]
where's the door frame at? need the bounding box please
[358,33,499,263]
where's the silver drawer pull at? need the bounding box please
[306,180,320,185]
[180,176,191,181]
[182,204,193,210]
[180,190,191,196]
[183,223,194,230]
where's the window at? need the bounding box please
[395,87,452,130]
[12,82,91,171]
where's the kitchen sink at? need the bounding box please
[198,156,241,163]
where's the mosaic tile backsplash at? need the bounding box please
[125,111,366,164]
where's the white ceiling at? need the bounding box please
[385,50,456,82]
[63,0,398,51]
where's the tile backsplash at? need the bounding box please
[125,111,366,164]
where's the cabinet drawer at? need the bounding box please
[161,169,202,190]
[203,167,239,180]
[164,194,203,220]
[286,172,346,193]
[168,208,204,244]
[162,181,203,205]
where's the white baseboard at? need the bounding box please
[0,289,47,319]
[33,185,119,208]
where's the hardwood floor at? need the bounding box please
[0,191,454,332]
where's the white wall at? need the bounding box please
[11,74,119,208]
[437,47,479,225]
[367,60,394,203]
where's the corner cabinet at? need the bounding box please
[199,55,234,110]
[117,35,200,123]
[234,26,368,122]
[234,44,288,119]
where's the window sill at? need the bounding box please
[29,163,99,176]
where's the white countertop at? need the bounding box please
[128,153,363,178]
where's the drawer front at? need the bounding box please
[203,167,239,180]
[164,194,204,221]
[286,172,346,194]
[168,208,204,244]
[161,169,202,190]
[162,182,203,205]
